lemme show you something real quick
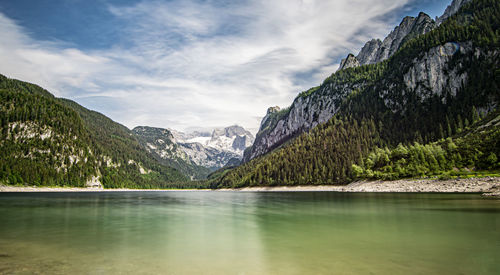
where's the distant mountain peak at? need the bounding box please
[211,125,252,139]
[209,125,255,153]
[135,124,254,171]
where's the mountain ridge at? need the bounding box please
[134,124,254,173]
[219,0,500,187]
[242,0,479,163]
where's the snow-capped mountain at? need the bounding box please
[171,125,255,169]
[134,125,254,172]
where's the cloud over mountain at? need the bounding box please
[0,0,415,132]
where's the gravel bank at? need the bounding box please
[222,177,500,197]
[2,177,499,197]
[0,186,209,192]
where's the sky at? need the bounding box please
[0,0,450,133]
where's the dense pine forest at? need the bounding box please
[352,110,500,180]
[0,74,190,188]
[212,0,500,188]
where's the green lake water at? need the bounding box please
[0,191,499,274]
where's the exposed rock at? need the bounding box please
[267,106,281,113]
[232,135,248,151]
[212,125,250,140]
[351,12,436,67]
[337,53,360,71]
[133,126,190,162]
[356,39,382,65]
[436,0,472,25]
[404,43,469,99]
[127,159,151,174]
[244,80,365,162]
[85,175,103,189]
[176,141,240,170]
[258,106,282,133]
[208,125,254,154]
[221,177,500,194]
[134,125,254,171]
[132,126,206,178]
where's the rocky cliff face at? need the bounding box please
[402,42,469,101]
[355,39,382,65]
[354,12,436,67]
[243,0,484,163]
[352,0,470,67]
[243,79,366,162]
[379,42,474,112]
[338,54,360,71]
[436,0,472,25]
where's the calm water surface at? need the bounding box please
[0,191,499,274]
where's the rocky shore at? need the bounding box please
[0,185,209,192]
[1,177,499,197]
[224,177,500,197]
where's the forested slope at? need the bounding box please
[0,74,188,188]
[213,0,500,188]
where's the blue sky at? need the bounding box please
[0,0,450,133]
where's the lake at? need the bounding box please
[0,191,499,274]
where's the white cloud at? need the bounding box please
[0,0,412,134]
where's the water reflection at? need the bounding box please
[0,192,499,274]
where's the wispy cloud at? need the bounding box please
[0,0,412,133]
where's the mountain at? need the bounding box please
[355,12,436,66]
[218,0,500,187]
[0,74,189,188]
[134,125,254,172]
[132,126,211,180]
[242,0,479,163]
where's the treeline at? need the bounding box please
[353,111,500,180]
[214,116,382,188]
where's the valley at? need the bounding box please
[0,0,498,191]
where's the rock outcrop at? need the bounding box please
[356,39,382,65]
[354,12,436,67]
[379,42,474,113]
[243,79,366,162]
[338,54,360,71]
[436,0,472,25]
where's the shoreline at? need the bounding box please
[224,177,500,196]
[1,177,499,196]
[0,186,211,192]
